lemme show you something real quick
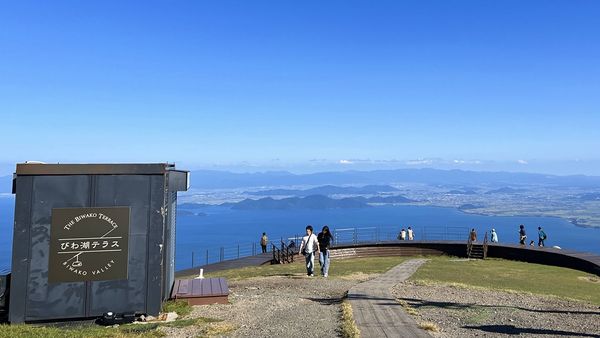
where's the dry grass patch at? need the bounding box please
[395,299,419,316]
[338,272,379,281]
[340,301,360,338]
[199,322,237,336]
[418,321,440,332]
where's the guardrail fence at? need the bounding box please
[183,225,470,270]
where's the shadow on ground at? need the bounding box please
[307,297,343,306]
[398,297,600,316]
[463,324,599,337]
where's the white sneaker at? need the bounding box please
[324,274,328,278]
[310,274,314,277]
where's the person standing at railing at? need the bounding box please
[260,232,268,253]
[490,228,498,243]
[470,228,477,242]
[299,225,320,277]
[407,226,414,240]
[537,226,547,247]
[398,228,406,240]
[317,225,334,278]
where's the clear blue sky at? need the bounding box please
[1,1,599,175]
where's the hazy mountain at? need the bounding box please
[366,195,416,203]
[190,168,600,189]
[246,184,399,196]
[231,195,370,210]
[447,190,478,195]
[179,203,215,209]
[181,193,416,210]
[485,187,528,194]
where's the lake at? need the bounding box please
[1,197,599,270]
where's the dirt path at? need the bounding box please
[183,274,368,337]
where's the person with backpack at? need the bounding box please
[260,232,268,253]
[538,226,547,247]
[299,225,320,276]
[317,225,334,277]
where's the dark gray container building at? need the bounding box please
[9,163,189,323]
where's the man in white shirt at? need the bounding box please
[299,225,320,276]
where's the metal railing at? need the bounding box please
[184,225,470,269]
[272,241,296,264]
[483,231,489,259]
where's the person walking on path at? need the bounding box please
[519,224,527,245]
[490,228,499,243]
[317,225,334,277]
[299,225,319,276]
[538,226,547,247]
[398,228,406,240]
[407,226,414,240]
[260,232,268,253]
[470,228,477,242]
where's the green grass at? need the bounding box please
[162,299,192,317]
[200,256,409,280]
[0,323,164,338]
[410,256,600,305]
[0,300,220,338]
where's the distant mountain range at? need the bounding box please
[447,190,478,195]
[2,167,600,194]
[245,184,399,196]
[185,168,600,189]
[179,194,416,210]
[231,195,369,210]
[485,187,528,194]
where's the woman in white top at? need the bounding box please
[299,225,320,276]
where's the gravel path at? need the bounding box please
[392,281,600,338]
[184,274,368,337]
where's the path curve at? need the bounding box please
[348,258,431,338]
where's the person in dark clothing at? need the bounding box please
[519,225,527,245]
[538,226,547,247]
[317,225,334,277]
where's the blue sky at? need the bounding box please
[1,1,599,175]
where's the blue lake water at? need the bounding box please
[1,197,599,271]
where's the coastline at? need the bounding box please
[452,206,599,230]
